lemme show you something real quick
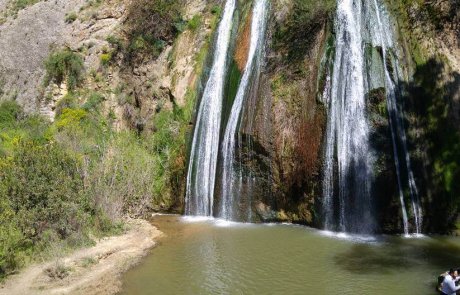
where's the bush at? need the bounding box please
[274,0,336,63]
[44,49,84,91]
[0,140,91,276]
[82,92,105,112]
[0,190,25,277]
[99,53,112,67]
[65,12,78,23]
[3,141,87,237]
[87,133,159,218]
[9,0,39,16]
[125,0,183,63]
[0,101,49,156]
[0,101,22,128]
[55,93,78,118]
[187,15,201,32]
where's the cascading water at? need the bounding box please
[220,0,268,221]
[322,0,374,233]
[185,0,236,216]
[323,0,422,234]
[368,0,422,235]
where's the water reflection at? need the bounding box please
[335,236,460,274]
[121,216,460,295]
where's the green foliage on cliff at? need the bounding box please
[274,0,336,63]
[5,0,40,18]
[124,0,184,63]
[44,49,84,91]
[405,58,460,232]
[0,97,166,277]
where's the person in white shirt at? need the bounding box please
[441,269,460,295]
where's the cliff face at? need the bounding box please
[0,0,459,232]
[0,0,87,112]
[240,0,460,232]
[383,0,460,233]
[0,0,213,123]
[0,0,220,212]
[237,0,334,225]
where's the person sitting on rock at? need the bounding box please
[441,269,460,295]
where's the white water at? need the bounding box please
[323,0,374,233]
[323,0,422,234]
[368,0,422,234]
[185,0,236,216]
[220,0,268,221]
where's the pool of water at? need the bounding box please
[120,215,460,294]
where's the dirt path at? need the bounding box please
[0,219,162,295]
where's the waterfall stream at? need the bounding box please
[220,0,268,221]
[323,0,374,233]
[185,0,236,216]
[322,0,422,234]
[369,0,422,235]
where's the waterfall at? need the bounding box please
[220,0,268,221]
[185,0,236,216]
[368,0,422,235]
[323,0,374,233]
[323,0,422,234]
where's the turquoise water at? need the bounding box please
[120,215,460,294]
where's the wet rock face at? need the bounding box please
[236,0,331,226]
[366,87,401,233]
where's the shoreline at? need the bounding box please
[0,219,162,295]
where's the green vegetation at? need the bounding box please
[65,11,78,23]
[100,52,112,67]
[0,92,187,277]
[405,58,460,233]
[44,49,84,91]
[187,15,202,32]
[8,0,40,16]
[273,0,336,63]
[124,0,184,64]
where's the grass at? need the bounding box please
[80,256,97,268]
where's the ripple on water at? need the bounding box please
[120,215,460,295]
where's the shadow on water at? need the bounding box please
[335,236,460,274]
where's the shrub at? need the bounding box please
[0,140,91,276]
[106,35,122,49]
[0,101,49,156]
[55,93,78,118]
[125,0,183,63]
[211,5,221,15]
[9,0,39,16]
[99,53,112,67]
[0,190,25,277]
[55,108,87,130]
[87,132,159,218]
[82,92,105,112]
[187,15,201,32]
[274,0,336,63]
[44,49,84,91]
[65,12,78,23]
[0,101,22,128]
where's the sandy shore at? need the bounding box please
[0,219,162,295]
